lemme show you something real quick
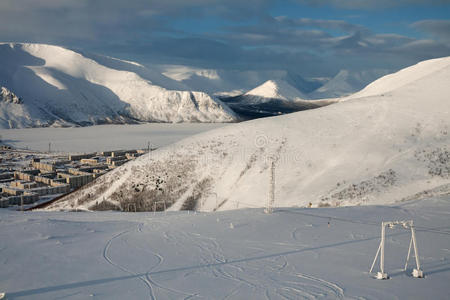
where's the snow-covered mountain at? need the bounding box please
[308,69,391,99]
[244,80,307,103]
[219,79,335,119]
[46,56,450,212]
[161,66,323,97]
[0,43,236,128]
[159,64,393,100]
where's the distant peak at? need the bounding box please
[245,79,306,101]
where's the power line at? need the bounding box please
[276,209,450,236]
[210,199,450,236]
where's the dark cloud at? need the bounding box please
[295,0,450,10]
[0,0,272,44]
[0,0,449,78]
[275,17,369,34]
[412,20,450,42]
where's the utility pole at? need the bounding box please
[265,161,275,214]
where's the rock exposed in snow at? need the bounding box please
[1,87,22,104]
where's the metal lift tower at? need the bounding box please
[370,220,424,279]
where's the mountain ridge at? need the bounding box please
[0,43,236,128]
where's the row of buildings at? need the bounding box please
[0,149,147,208]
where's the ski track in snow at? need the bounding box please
[162,227,350,299]
[2,195,450,299]
[102,224,156,300]
[102,219,200,299]
[141,243,198,297]
[296,272,345,299]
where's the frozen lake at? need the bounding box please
[0,123,229,153]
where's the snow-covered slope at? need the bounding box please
[46,56,450,212]
[346,57,450,100]
[0,43,236,128]
[309,69,390,99]
[3,196,450,299]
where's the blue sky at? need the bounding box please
[1,0,449,77]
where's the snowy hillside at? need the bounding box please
[345,57,450,100]
[2,196,450,299]
[309,69,390,99]
[0,43,236,128]
[46,56,450,212]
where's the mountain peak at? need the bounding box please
[245,79,306,101]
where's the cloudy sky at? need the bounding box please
[1,0,449,77]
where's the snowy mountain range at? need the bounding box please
[160,66,323,97]
[220,80,336,119]
[160,65,389,100]
[0,43,236,128]
[46,56,450,212]
[0,43,393,129]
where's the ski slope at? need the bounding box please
[1,196,450,299]
[0,43,236,128]
[46,56,450,212]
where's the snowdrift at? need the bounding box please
[46,56,450,212]
[0,43,236,128]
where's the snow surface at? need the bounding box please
[345,57,450,100]
[0,43,236,128]
[0,123,227,153]
[1,196,450,299]
[46,56,450,212]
